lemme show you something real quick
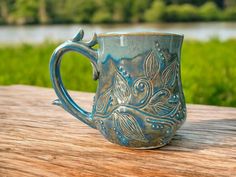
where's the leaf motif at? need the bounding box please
[144,89,179,116]
[96,88,112,113]
[114,112,147,142]
[143,102,178,117]
[149,89,170,105]
[149,99,179,117]
[113,73,131,104]
[144,51,159,79]
[161,60,177,87]
[72,29,84,42]
[149,90,172,116]
[152,103,175,116]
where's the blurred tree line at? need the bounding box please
[0,0,236,25]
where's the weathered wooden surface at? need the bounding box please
[0,85,236,177]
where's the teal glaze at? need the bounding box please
[50,29,186,149]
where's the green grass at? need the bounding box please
[181,39,236,107]
[0,39,235,107]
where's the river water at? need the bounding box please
[0,22,236,44]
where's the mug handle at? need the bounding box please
[49,29,99,129]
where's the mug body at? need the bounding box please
[93,32,186,148]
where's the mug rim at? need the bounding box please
[97,31,184,37]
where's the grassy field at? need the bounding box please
[0,39,235,107]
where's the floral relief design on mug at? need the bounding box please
[94,40,185,145]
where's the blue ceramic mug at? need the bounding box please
[50,29,186,149]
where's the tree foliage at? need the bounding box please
[0,0,235,25]
[199,2,221,21]
[144,0,165,22]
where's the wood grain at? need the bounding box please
[0,85,236,177]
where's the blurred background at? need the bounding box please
[0,0,235,107]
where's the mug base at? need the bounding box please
[133,143,168,150]
[125,141,170,150]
